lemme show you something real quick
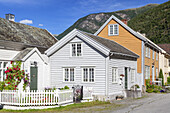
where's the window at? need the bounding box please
[0,61,9,81]
[145,46,150,58]
[156,52,158,60]
[63,68,75,82]
[169,60,170,67]
[131,69,135,83]
[82,67,94,82]
[112,67,118,83]
[152,50,154,59]
[108,24,119,36]
[71,43,82,57]
[145,66,150,79]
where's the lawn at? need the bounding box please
[0,101,123,113]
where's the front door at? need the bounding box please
[152,66,155,82]
[30,67,38,90]
[125,67,128,90]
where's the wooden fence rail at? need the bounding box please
[0,89,73,106]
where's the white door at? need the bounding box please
[152,66,155,82]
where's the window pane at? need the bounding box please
[3,62,8,68]
[70,68,74,81]
[0,62,2,68]
[83,68,88,82]
[65,68,69,81]
[131,69,135,83]
[72,44,76,56]
[3,70,6,80]
[109,25,113,35]
[0,70,1,80]
[89,68,94,82]
[77,44,81,56]
[112,68,117,83]
[114,25,118,35]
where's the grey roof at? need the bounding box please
[79,30,139,58]
[0,17,57,49]
[13,48,34,61]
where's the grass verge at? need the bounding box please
[0,101,114,113]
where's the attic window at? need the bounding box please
[108,24,119,36]
[71,43,82,57]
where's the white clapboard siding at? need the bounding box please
[49,37,107,95]
[108,59,137,95]
[0,49,19,60]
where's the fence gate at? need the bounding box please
[72,85,83,102]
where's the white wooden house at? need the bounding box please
[0,17,57,90]
[45,29,140,100]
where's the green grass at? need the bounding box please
[0,101,116,113]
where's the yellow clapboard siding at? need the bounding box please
[97,19,142,73]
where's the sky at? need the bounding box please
[0,0,168,35]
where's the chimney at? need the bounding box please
[121,19,128,25]
[5,14,15,22]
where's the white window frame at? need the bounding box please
[112,67,118,83]
[63,67,75,82]
[82,67,95,83]
[145,66,150,79]
[70,43,82,57]
[131,69,135,83]
[152,50,154,59]
[148,48,150,58]
[145,46,150,58]
[0,61,9,81]
[156,68,158,78]
[108,24,119,36]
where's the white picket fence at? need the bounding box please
[83,87,93,100]
[0,89,73,106]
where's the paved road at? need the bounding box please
[113,93,170,113]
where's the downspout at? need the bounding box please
[105,53,113,99]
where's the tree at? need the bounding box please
[159,69,164,86]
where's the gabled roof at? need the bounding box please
[0,17,57,50]
[94,15,146,41]
[45,29,139,59]
[13,48,46,63]
[158,44,170,55]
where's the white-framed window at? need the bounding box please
[131,69,135,83]
[112,67,118,83]
[82,67,95,82]
[145,66,150,79]
[108,24,119,36]
[71,43,82,57]
[63,68,75,82]
[148,48,150,58]
[156,52,158,60]
[0,61,9,81]
[145,46,150,58]
[152,50,154,59]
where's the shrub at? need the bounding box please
[167,77,170,84]
[146,88,153,93]
[153,89,159,93]
[1,61,29,91]
[159,69,164,86]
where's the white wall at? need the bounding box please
[108,58,138,95]
[0,49,19,60]
[49,37,107,95]
[22,52,49,90]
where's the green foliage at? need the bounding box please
[167,77,170,84]
[135,84,140,88]
[0,61,29,91]
[60,86,70,90]
[159,69,164,86]
[128,1,170,44]
[146,88,153,93]
[57,4,158,40]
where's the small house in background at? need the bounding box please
[5,14,15,22]
[45,29,139,100]
[0,16,57,90]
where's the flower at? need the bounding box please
[10,61,13,64]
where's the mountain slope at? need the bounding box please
[128,1,170,44]
[57,4,158,40]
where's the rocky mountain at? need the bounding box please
[57,4,159,40]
